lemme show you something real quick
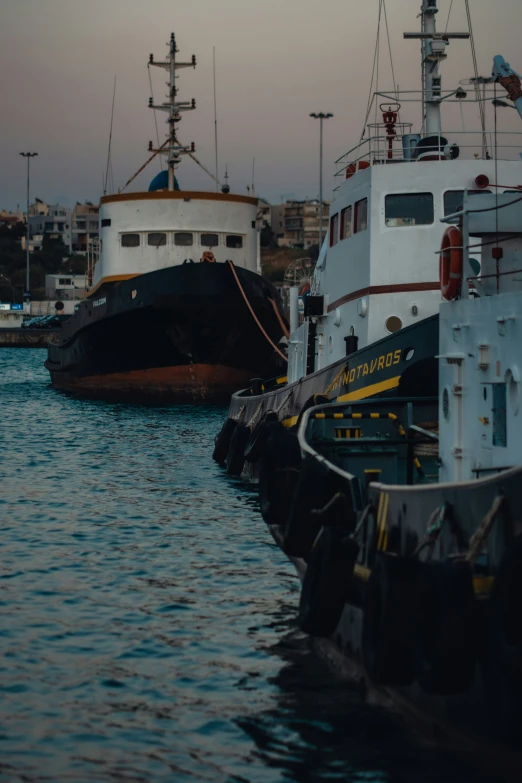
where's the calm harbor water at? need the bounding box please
[0,350,506,782]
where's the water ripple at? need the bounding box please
[0,350,505,782]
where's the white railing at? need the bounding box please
[334,129,522,182]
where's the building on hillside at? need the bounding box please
[0,209,24,227]
[45,274,87,301]
[255,201,287,245]
[28,200,72,251]
[256,199,272,231]
[278,199,330,249]
[72,202,99,253]
[271,204,285,243]
[28,198,49,217]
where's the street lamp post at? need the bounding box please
[309,112,333,247]
[19,152,38,304]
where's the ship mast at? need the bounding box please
[404,1,469,136]
[148,33,197,190]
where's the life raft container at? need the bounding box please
[439,225,463,301]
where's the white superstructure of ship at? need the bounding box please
[287,0,522,389]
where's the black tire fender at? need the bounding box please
[489,535,522,684]
[284,456,334,560]
[226,423,250,476]
[258,423,301,525]
[362,553,420,686]
[298,526,360,637]
[212,418,236,465]
[418,559,477,695]
[244,410,279,463]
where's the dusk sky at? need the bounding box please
[1,0,521,211]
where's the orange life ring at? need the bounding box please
[439,226,463,301]
[346,160,370,179]
[201,251,216,263]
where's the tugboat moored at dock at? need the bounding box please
[214,0,522,754]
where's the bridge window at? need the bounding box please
[385,193,433,227]
[101,218,111,227]
[121,233,140,247]
[226,235,243,248]
[201,233,219,247]
[340,206,352,240]
[329,213,339,246]
[148,232,167,247]
[174,232,193,246]
[444,189,492,216]
[355,198,368,233]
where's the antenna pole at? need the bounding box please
[404,2,469,138]
[213,47,219,193]
[104,76,117,195]
[149,35,197,189]
[422,1,440,135]
[168,33,177,191]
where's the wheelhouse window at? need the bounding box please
[385,193,433,227]
[174,232,193,246]
[340,205,352,240]
[101,218,111,227]
[329,213,339,246]
[226,235,243,248]
[121,233,140,247]
[148,232,167,247]
[201,233,219,247]
[354,198,368,233]
[443,189,492,217]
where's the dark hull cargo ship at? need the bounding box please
[45,34,287,402]
[46,258,287,403]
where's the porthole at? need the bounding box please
[403,348,414,361]
[131,290,137,300]
[385,315,402,334]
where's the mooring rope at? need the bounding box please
[227,261,287,362]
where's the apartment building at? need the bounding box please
[72,202,99,253]
[278,199,330,248]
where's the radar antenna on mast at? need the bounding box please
[148,34,197,191]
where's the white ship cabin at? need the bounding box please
[89,190,259,294]
[87,32,260,296]
[288,0,522,382]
